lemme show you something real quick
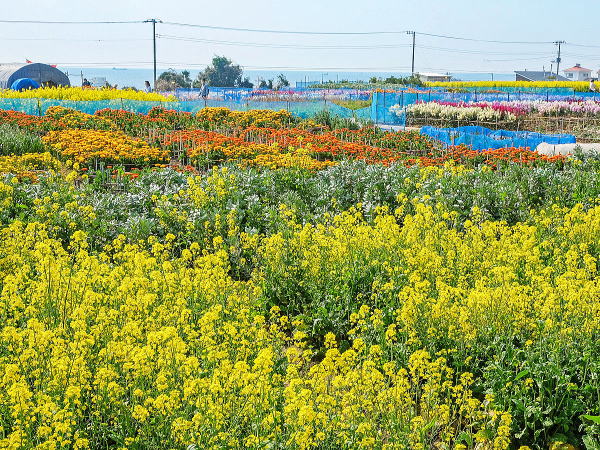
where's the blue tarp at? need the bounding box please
[10,78,40,91]
[420,125,576,150]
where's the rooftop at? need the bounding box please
[564,64,592,72]
[514,71,569,82]
[417,72,450,77]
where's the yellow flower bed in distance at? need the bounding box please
[0,86,176,102]
[43,129,168,164]
[425,80,597,91]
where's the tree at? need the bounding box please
[259,79,273,89]
[238,77,254,88]
[156,69,192,90]
[276,73,290,88]
[196,56,244,87]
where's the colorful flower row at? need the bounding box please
[425,80,599,91]
[42,129,168,164]
[0,86,175,101]
[402,100,600,121]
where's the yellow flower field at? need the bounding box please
[425,80,597,91]
[0,86,175,102]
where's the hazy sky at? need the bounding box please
[2,0,599,74]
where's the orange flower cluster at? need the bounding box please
[45,106,116,131]
[162,126,567,170]
[162,129,330,169]
[43,129,168,164]
[0,110,48,133]
[196,107,296,128]
[410,145,566,168]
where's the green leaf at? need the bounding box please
[421,419,436,434]
[515,369,529,381]
[458,431,473,447]
[582,414,600,425]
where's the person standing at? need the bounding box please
[590,80,597,92]
[201,80,209,100]
[144,81,152,93]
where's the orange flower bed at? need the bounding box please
[409,145,566,167]
[43,129,168,164]
[161,126,567,169]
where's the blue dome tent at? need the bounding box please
[10,78,40,91]
[0,63,70,89]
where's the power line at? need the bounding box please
[2,18,599,49]
[485,55,556,62]
[158,34,410,49]
[0,19,143,24]
[0,37,150,42]
[161,21,566,46]
[158,34,556,56]
[415,31,554,45]
[162,21,408,35]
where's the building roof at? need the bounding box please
[417,72,450,78]
[564,64,592,72]
[0,63,70,89]
[514,71,569,82]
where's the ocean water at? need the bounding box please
[60,67,514,90]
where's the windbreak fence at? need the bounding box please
[0,96,404,125]
[420,125,576,151]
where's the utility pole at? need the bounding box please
[145,18,162,90]
[407,31,416,75]
[554,40,565,77]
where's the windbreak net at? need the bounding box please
[420,125,576,150]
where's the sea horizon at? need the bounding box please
[58,66,515,90]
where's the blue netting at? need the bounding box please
[1,87,597,128]
[420,126,576,150]
[0,97,379,123]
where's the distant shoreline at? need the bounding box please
[58,66,515,90]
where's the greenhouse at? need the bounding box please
[0,63,70,89]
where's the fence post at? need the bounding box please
[374,92,378,125]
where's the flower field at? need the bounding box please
[0,105,598,449]
[424,80,599,92]
[0,86,175,102]
[403,100,600,124]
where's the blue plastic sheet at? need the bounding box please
[10,78,40,91]
[420,126,576,150]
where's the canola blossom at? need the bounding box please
[424,80,599,92]
[0,86,175,102]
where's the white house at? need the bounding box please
[416,72,451,83]
[563,64,593,81]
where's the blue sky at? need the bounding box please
[1,0,599,74]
